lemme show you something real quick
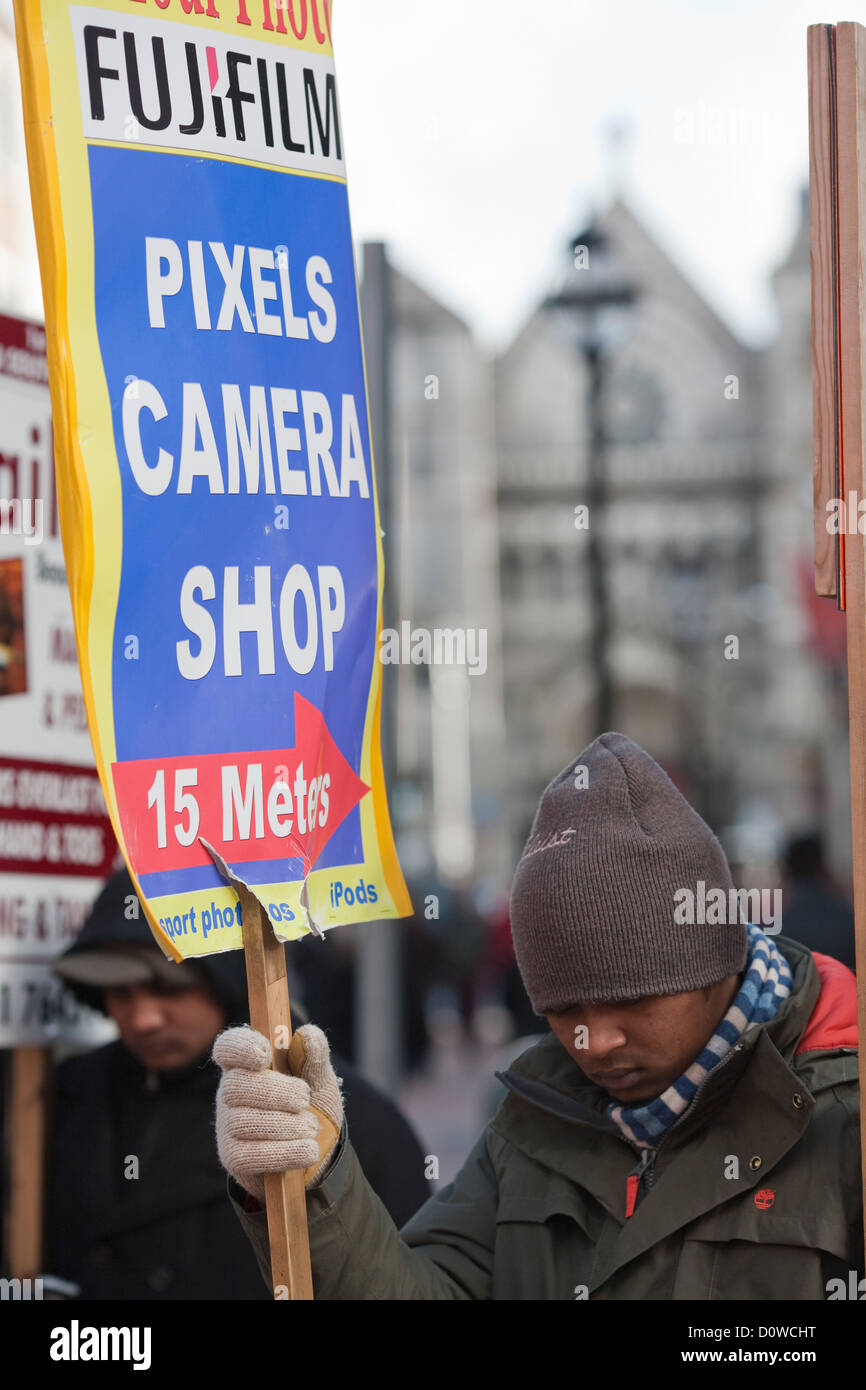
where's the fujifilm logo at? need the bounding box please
[71,7,344,176]
[50,1320,151,1371]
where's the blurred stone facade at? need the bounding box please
[376,189,850,894]
[497,200,762,858]
[494,194,850,881]
[380,262,509,892]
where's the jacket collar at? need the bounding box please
[796,949,858,1053]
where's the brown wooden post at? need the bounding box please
[241,894,314,1300]
[4,1046,49,1279]
[809,19,866,1265]
[835,20,866,1265]
[201,840,313,1300]
[808,23,842,601]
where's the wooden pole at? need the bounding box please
[4,1046,49,1278]
[808,23,842,601]
[834,20,866,1269]
[201,841,313,1300]
[809,20,866,1266]
[241,891,313,1300]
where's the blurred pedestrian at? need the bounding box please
[434,879,486,1034]
[782,832,855,971]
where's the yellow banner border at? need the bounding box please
[13,0,411,958]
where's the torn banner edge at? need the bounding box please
[198,836,325,940]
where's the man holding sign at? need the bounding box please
[216,736,861,1302]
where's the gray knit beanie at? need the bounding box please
[510,732,746,1012]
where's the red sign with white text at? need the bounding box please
[111,692,368,875]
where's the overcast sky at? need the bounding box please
[333,0,829,352]
[1,0,830,351]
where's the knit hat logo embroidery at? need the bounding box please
[521,827,575,858]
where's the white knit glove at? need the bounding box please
[213,1023,343,1201]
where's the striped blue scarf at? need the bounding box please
[607,924,793,1149]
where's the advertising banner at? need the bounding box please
[14,0,411,959]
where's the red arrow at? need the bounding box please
[111,693,369,876]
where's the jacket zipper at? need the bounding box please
[623,1042,745,1218]
[624,1147,655,1218]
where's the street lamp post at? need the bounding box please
[545,224,638,738]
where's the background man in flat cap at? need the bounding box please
[214,732,862,1300]
[45,869,428,1300]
